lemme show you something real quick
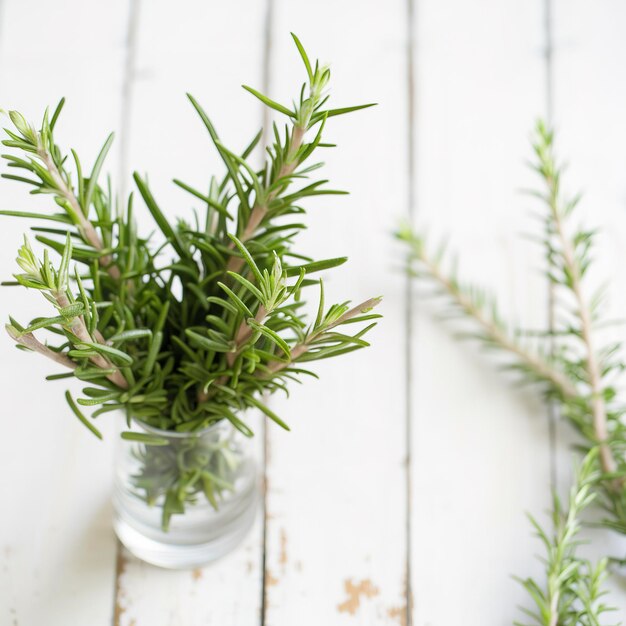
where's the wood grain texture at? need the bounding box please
[263,3,410,624]
[111,1,268,624]
[0,1,128,625]
[410,1,556,623]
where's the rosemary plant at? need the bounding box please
[398,122,624,621]
[0,34,380,529]
[398,121,626,535]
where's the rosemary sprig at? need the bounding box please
[534,125,619,481]
[396,226,577,401]
[516,449,615,626]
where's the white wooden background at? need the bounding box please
[1,1,626,624]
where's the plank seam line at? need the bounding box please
[119,0,141,202]
[0,0,5,91]
[544,0,558,497]
[259,0,275,623]
[405,0,416,624]
[112,2,141,620]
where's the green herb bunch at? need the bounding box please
[398,123,624,621]
[0,34,380,526]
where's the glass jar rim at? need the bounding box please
[132,416,230,439]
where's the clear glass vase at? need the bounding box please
[112,415,258,569]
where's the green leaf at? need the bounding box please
[71,149,85,206]
[50,98,65,131]
[74,367,118,381]
[315,280,325,329]
[21,315,66,334]
[35,235,104,260]
[247,320,291,358]
[284,257,347,277]
[244,394,290,431]
[57,233,72,290]
[206,296,238,315]
[217,282,253,318]
[215,141,264,202]
[185,329,233,353]
[218,407,254,437]
[186,93,219,142]
[0,210,71,223]
[67,349,100,359]
[85,133,114,210]
[1,174,41,186]
[77,342,134,365]
[45,372,74,381]
[298,344,363,361]
[240,129,263,160]
[108,329,152,344]
[120,431,169,446]
[9,111,31,138]
[316,103,377,120]
[154,301,171,334]
[227,271,264,303]
[133,173,187,258]
[291,33,313,81]
[173,178,230,217]
[162,489,185,531]
[77,395,116,406]
[241,85,295,118]
[142,331,163,377]
[186,93,251,213]
[228,235,264,280]
[65,391,102,440]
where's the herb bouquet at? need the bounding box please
[0,34,380,566]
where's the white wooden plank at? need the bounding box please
[263,6,409,624]
[552,0,626,602]
[411,1,554,623]
[0,1,128,624]
[113,1,268,624]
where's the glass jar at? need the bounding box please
[112,415,258,569]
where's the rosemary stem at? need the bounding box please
[201,125,308,399]
[37,147,121,280]
[227,304,268,367]
[547,181,618,478]
[226,124,306,274]
[548,596,559,626]
[268,343,309,374]
[56,292,128,389]
[417,249,578,400]
[6,325,76,370]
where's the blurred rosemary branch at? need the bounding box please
[398,122,626,532]
[515,449,615,626]
[398,122,625,622]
